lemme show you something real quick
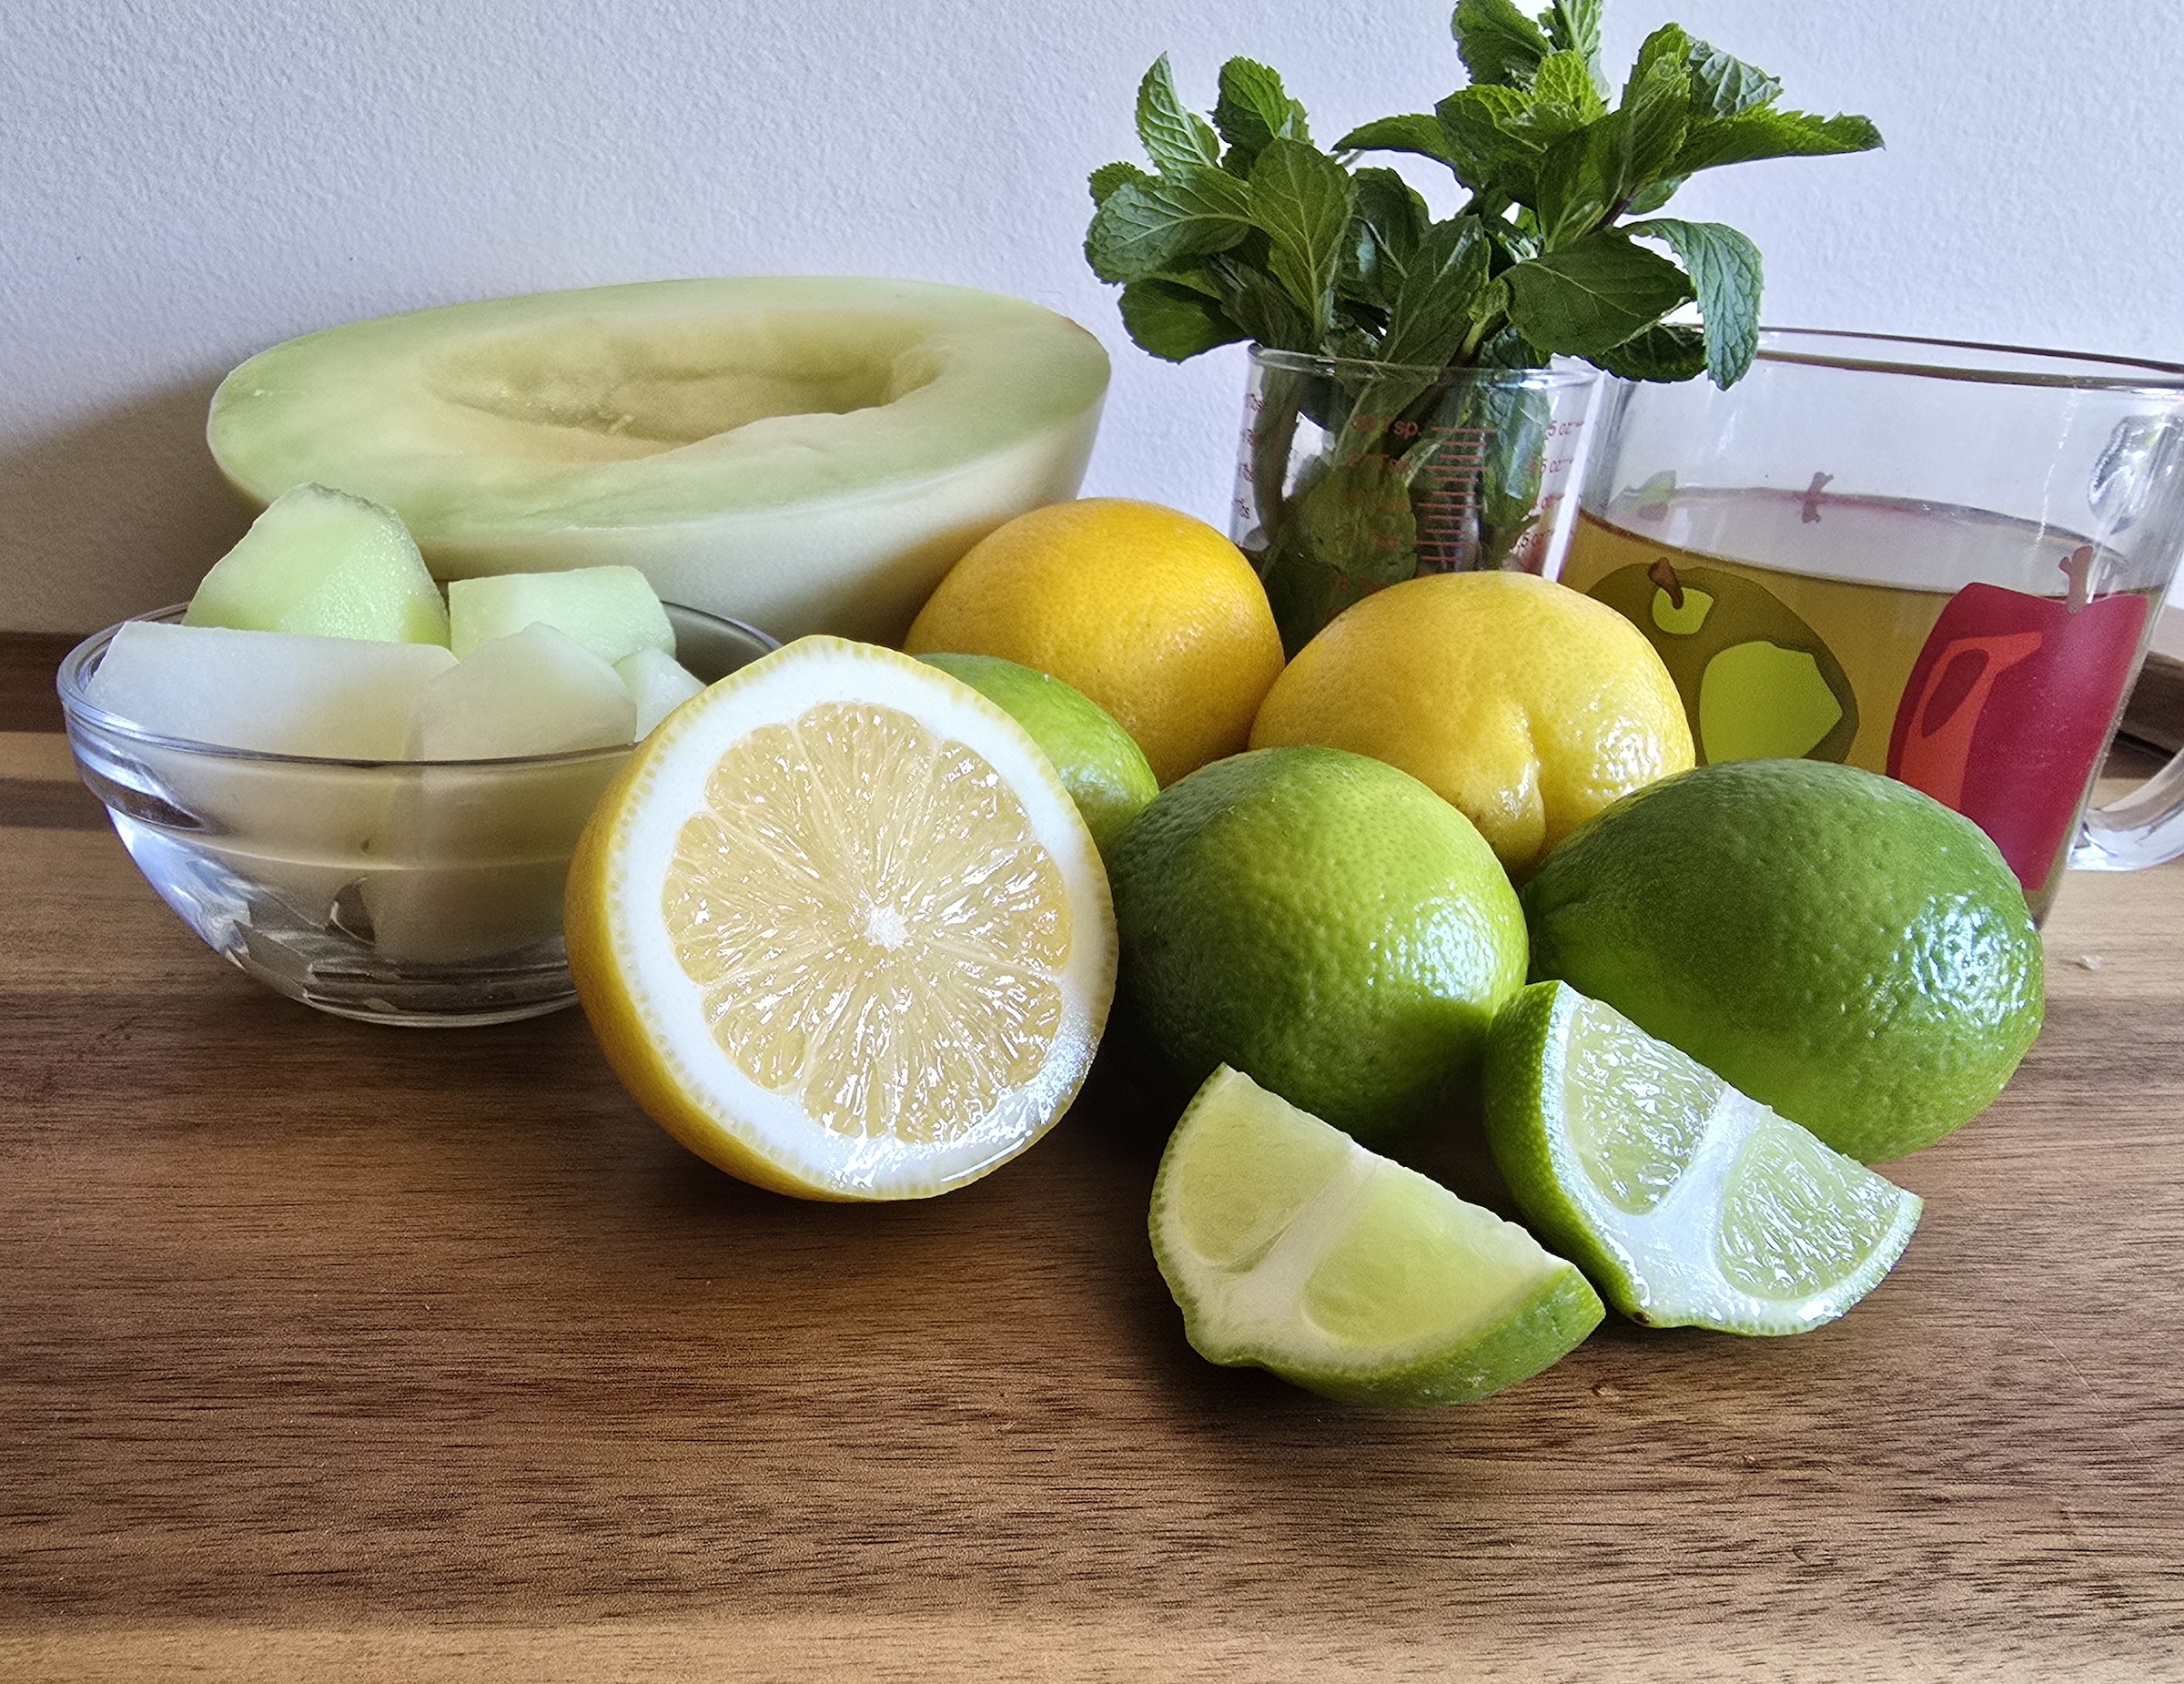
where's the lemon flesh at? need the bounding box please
[207,279,1110,644]
[1151,1066,1603,1406]
[1483,982,1923,1334]
[565,636,1115,1199]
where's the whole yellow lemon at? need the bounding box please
[905,499,1284,786]
[1249,572,1694,876]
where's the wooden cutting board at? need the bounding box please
[2,634,2179,1682]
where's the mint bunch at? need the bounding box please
[1084,1,1880,390]
[1082,2,1879,651]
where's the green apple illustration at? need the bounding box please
[1585,559,1860,765]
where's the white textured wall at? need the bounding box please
[5,0,2180,631]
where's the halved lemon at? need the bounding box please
[566,636,1117,1200]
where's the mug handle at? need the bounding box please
[2074,747,2184,869]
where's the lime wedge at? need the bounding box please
[1149,1066,1603,1406]
[1483,982,1923,1334]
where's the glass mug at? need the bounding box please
[1557,330,2184,921]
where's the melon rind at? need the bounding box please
[207,278,1110,645]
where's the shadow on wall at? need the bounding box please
[0,380,256,634]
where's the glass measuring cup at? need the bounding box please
[1557,330,2184,921]
[1231,348,1600,654]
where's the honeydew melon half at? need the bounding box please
[207,279,1111,644]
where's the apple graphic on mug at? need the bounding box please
[1582,558,1862,766]
[1886,558,2149,893]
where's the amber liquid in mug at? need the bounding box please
[1559,487,2161,918]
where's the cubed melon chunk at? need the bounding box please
[86,621,454,757]
[206,279,1109,643]
[405,624,636,760]
[448,565,673,663]
[615,646,705,737]
[371,634,634,959]
[184,482,449,644]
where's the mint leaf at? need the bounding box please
[1084,167,1254,284]
[1623,23,1689,106]
[1623,174,1684,216]
[1206,252,1316,351]
[1344,167,1431,306]
[1677,109,1882,174]
[1136,56,1223,173]
[1379,217,1491,370]
[1119,279,1246,361]
[1532,128,1612,250]
[1471,319,1548,368]
[1586,322,1707,381]
[1453,0,1552,87]
[1503,231,1694,357]
[1628,218,1762,387]
[1685,39,1783,118]
[1089,161,1154,206]
[1532,50,1606,125]
[1336,113,1456,167]
[1436,86,1549,197]
[1532,44,1687,249]
[1145,266,1224,298]
[1215,57,1310,172]
[1614,37,1694,188]
[1455,377,1554,569]
[1542,0,1605,89]
[1300,451,1421,587]
[1249,138,1357,339]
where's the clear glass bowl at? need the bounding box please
[57,603,776,1027]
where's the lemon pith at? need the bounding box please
[567,637,1115,1200]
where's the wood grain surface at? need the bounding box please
[3,636,2180,1682]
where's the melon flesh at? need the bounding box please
[404,624,636,760]
[206,279,1109,644]
[615,646,705,737]
[86,621,453,757]
[361,756,624,964]
[372,627,634,961]
[448,565,673,662]
[184,482,449,644]
[83,623,451,923]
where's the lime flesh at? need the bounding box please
[1150,1066,1603,1405]
[1483,982,1922,1335]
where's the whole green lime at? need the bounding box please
[918,652,1158,857]
[1107,746,1527,1141]
[1522,759,2044,1162]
